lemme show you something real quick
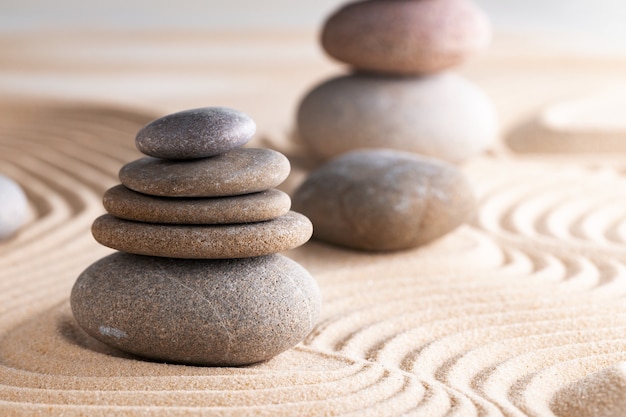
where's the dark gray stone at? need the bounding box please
[292,148,476,251]
[135,107,255,159]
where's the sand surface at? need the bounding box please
[2,32,626,416]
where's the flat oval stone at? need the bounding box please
[0,174,28,240]
[292,149,476,251]
[321,0,491,74]
[103,185,291,224]
[297,72,498,163]
[135,107,256,159]
[92,212,312,258]
[119,148,290,197]
[70,252,321,366]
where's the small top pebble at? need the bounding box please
[135,107,256,159]
[321,0,491,75]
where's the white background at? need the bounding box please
[1,0,626,37]
[2,0,626,120]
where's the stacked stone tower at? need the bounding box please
[297,0,498,164]
[71,107,321,366]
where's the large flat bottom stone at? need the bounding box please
[70,252,321,366]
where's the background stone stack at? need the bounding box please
[70,107,321,366]
[297,0,499,164]
[293,0,499,252]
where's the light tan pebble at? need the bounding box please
[551,362,626,417]
[297,72,498,163]
[0,174,28,240]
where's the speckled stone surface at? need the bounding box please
[92,212,313,258]
[119,148,290,197]
[297,72,498,163]
[103,185,291,224]
[292,149,476,251]
[70,252,321,366]
[0,174,28,240]
[135,107,256,159]
[321,0,491,75]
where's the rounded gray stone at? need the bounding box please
[135,107,256,159]
[103,185,291,224]
[0,174,28,240]
[70,252,321,366]
[119,148,290,197]
[321,0,491,75]
[297,72,498,163]
[92,211,313,259]
[292,149,476,251]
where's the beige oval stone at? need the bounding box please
[71,252,321,366]
[92,212,312,259]
[321,0,491,74]
[297,72,498,163]
[292,149,476,251]
[103,185,291,224]
[119,148,290,197]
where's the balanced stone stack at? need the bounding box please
[297,0,498,164]
[293,0,493,252]
[71,107,321,366]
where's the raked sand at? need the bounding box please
[3,32,626,416]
